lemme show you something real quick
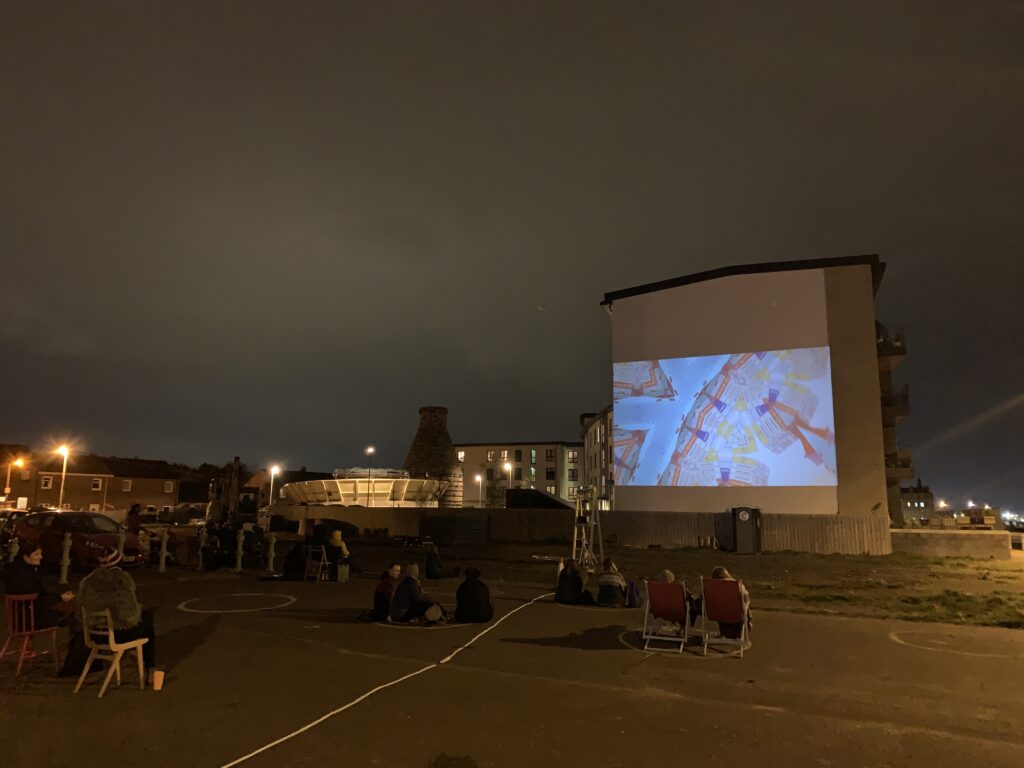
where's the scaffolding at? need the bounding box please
[571,485,604,572]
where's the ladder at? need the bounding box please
[571,485,603,573]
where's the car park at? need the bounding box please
[13,510,142,569]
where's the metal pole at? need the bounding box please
[268,475,275,517]
[4,461,11,496]
[367,458,372,508]
[59,532,72,585]
[267,532,277,573]
[158,529,169,573]
[234,529,244,573]
[117,531,126,559]
[197,526,207,572]
[477,477,482,508]
[58,452,69,509]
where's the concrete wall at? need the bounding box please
[891,529,1011,560]
[824,264,889,518]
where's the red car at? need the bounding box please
[14,511,142,569]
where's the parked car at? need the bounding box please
[13,511,142,569]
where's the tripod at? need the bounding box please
[571,485,603,572]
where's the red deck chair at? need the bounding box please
[641,581,690,653]
[699,576,751,657]
[1,594,60,677]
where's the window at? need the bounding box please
[91,478,103,491]
[545,449,555,462]
[514,449,522,463]
[568,469,578,482]
[457,450,465,463]
[164,480,174,494]
[546,467,556,481]
[514,468,523,481]
[529,467,536,480]
[486,450,496,462]
[546,485,556,495]
[40,476,52,490]
[122,479,132,492]
[568,450,579,464]
[568,486,577,499]
[530,449,537,465]
[486,468,494,481]
[499,449,509,462]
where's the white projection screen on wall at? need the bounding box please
[612,347,837,488]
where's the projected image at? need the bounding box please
[613,348,837,487]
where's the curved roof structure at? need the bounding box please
[281,476,441,507]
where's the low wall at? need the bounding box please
[603,510,891,555]
[891,529,1011,560]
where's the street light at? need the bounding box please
[4,457,24,496]
[474,473,482,508]
[967,500,976,509]
[937,499,949,510]
[56,445,69,509]
[268,465,281,511]
[503,461,513,494]
[365,446,375,508]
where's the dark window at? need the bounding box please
[546,467,556,481]
[486,468,494,481]
[514,449,522,463]
[515,468,523,481]
[545,449,555,462]
[568,469,578,482]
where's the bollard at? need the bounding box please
[159,529,170,573]
[266,533,277,573]
[557,557,565,582]
[117,531,126,559]
[197,526,207,572]
[59,532,72,585]
[235,529,244,573]
[8,536,20,563]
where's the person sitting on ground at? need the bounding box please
[4,543,75,627]
[455,566,493,623]
[596,558,627,607]
[555,559,595,605]
[77,547,157,670]
[705,566,752,640]
[424,543,459,580]
[368,562,401,621]
[390,563,441,623]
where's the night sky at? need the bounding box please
[2,3,1021,509]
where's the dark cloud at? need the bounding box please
[1,1,1021,507]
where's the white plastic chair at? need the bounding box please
[74,608,148,698]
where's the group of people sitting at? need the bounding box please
[556,558,638,608]
[5,542,158,677]
[367,558,493,625]
[658,566,752,640]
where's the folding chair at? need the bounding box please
[641,581,690,653]
[74,609,148,698]
[699,576,751,658]
[1,594,60,677]
[305,545,330,582]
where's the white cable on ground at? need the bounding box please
[218,591,553,768]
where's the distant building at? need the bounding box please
[453,441,583,507]
[879,322,913,525]
[580,406,613,509]
[900,478,935,521]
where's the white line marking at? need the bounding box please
[888,631,1024,659]
[178,593,297,614]
[217,591,552,767]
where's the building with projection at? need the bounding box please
[597,254,909,549]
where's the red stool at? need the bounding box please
[1,594,60,676]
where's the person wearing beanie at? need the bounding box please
[389,562,437,623]
[455,567,493,623]
[596,558,627,607]
[77,546,156,669]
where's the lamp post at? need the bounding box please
[56,445,69,509]
[4,457,24,496]
[268,465,281,511]
[503,461,513,496]
[474,473,482,508]
[365,446,375,508]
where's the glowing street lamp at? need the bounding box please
[937,499,949,510]
[365,446,376,508]
[967,500,976,509]
[474,473,483,508]
[503,461,513,493]
[5,457,25,496]
[268,465,281,510]
[56,445,70,509]
[983,503,991,511]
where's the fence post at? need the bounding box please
[159,529,170,573]
[117,531,126,559]
[59,532,72,585]
[197,526,207,572]
[234,529,244,573]
[7,536,18,563]
[266,533,277,573]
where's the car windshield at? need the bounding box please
[62,514,121,534]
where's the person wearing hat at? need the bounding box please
[78,546,156,669]
[455,567,493,623]
[389,563,442,623]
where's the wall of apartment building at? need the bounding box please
[454,443,582,505]
[33,472,115,510]
[582,408,613,503]
[104,477,180,511]
[15,472,179,511]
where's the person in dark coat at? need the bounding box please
[455,567,493,623]
[424,543,459,580]
[389,564,435,622]
[596,558,627,607]
[370,563,401,621]
[125,504,142,536]
[4,543,75,627]
[555,560,595,606]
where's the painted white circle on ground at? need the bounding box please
[888,630,1024,659]
[616,627,746,660]
[374,619,468,630]
[553,602,639,612]
[177,593,297,614]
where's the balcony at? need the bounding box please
[882,384,910,425]
[885,450,914,481]
[877,324,907,370]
